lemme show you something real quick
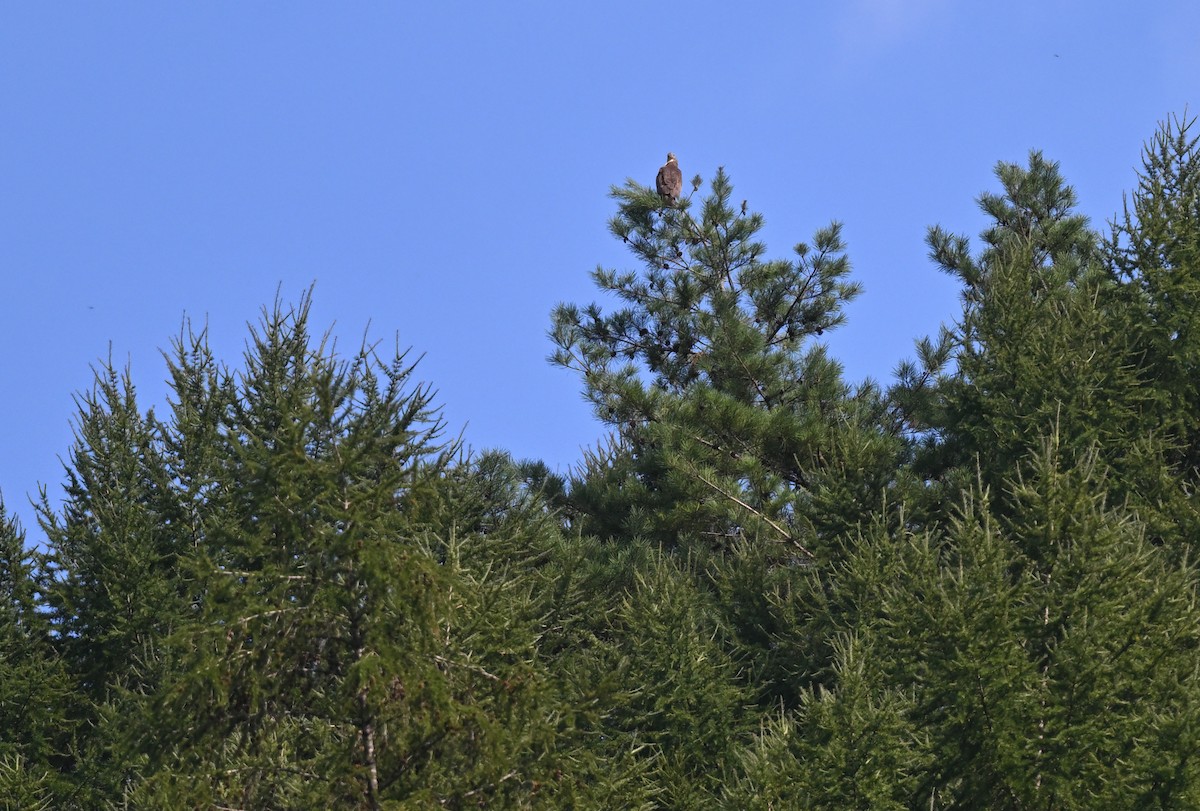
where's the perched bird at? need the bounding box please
[656,152,682,204]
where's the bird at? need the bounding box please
[656,152,682,204]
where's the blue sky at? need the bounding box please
[2,2,1197,539]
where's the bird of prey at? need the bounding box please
[656,152,682,204]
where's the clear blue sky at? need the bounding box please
[2,2,1197,540]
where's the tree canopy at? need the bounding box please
[3,113,1199,808]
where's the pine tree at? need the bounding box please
[22,122,1200,806]
[894,128,1200,555]
[551,166,897,562]
[35,292,679,807]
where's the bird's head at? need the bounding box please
[666,152,677,163]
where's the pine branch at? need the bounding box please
[693,470,814,561]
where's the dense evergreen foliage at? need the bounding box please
[2,115,1198,808]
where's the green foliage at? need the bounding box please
[1106,116,1200,442]
[1103,113,1200,546]
[898,152,1109,476]
[32,360,186,806]
[6,114,1200,807]
[583,549,751,807]
[552,166,899,561]
[31,296,584,808]
[0,754,56,811]
[825,442,1200,808]
[728,633,930,811]
[893,146,1197,548]
[0,503,75,805]
[131,296,480,808]
[40,359,183,701]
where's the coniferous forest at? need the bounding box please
[3,115,1199,809]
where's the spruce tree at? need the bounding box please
[727,632,930,811]
[119,296,584,808]
[40,361,182,699]
[37,357,192,806]
[739,134,1200,807]
[728,440,1200,808]
[866,444,1200,808]
[129,296,455,808]
[891,151,1183,533]
[1104,113,1200,545]
[0,500,75,806]
[1107,114,1200,461]
[894,130,1200,553]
